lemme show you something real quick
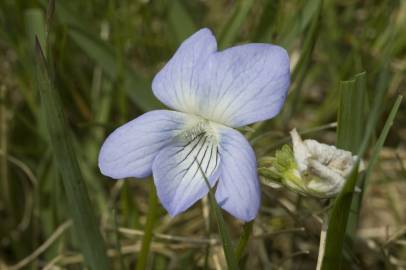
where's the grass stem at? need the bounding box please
[235,221,254,261]
[196,158,239,270]
[0,86,10,210]
[136,181,159,270]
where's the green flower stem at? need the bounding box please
[136,181,159,270]
[235,221,254,261]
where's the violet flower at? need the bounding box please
[98,28,290,221]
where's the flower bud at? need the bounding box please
[259,129,363,198]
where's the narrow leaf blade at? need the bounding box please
[35,38,109,270]
[167,0,197,44]
[196,160,239,270]
[219,0,256,49]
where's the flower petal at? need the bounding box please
[98,110,188,179]
[152,28,289,127]
[152,28,217,113]
[198,44,290,127]
[290,129,311,172]
[152,132,221,216]
[215,126,260,221]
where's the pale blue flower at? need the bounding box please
[98,28,290,221]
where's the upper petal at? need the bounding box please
[198,44,290,127]
[98,110,188,179]
[152,130,221,216]
[152,28,217,113]
[152,28,289,127]
[215,126,260,221]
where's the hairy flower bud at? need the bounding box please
[259,129,363,198]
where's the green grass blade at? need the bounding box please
[113,208,126,270]
[39,0,161,111]
[364,95,403,181]
[167,0,197,44]
[207,188,239,270]
[235,221,254,262]
[348,67,392,258]
[24,9,46,54]
[322,95,403,269]
[291,0,323,83]
[321,67,397,268]
[358,67,391,157]
[136,181,159,270]
[320,163,360,270]
[253,0,280,42]
[336,72,366,152]
[35,39,109,270]
[68,26,119,78]
[336,79,356,148]
[285,0,323,120]
[67,26,161,111]
[219,0,256,49]
[21,8,47,117]
[196,159,239,270]
[279,0,322,48]
[345,68,390,238]
[336,73,367,240]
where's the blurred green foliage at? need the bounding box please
[0,0,405,269]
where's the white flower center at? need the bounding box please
[170,115,221,181]
[178,116,220,146]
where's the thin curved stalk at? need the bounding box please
[135,181,159,270]
[235,221,254,261]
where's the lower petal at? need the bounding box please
[215,126,260,221]
[98,110,188,179]
[152,131,221,216]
